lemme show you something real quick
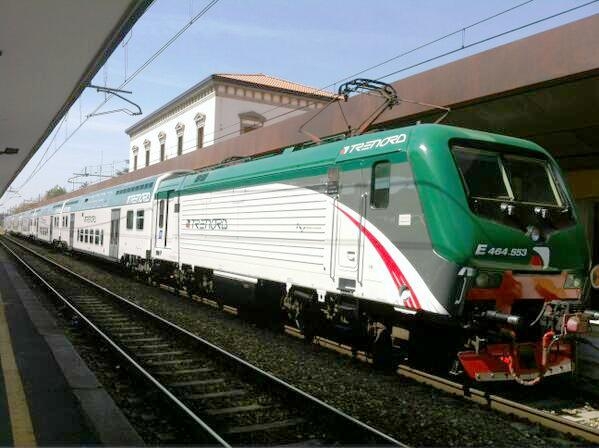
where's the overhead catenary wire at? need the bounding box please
[203,0,599,148]
[8,0,539,193]
[5,0,598,208]
[0,0,558,198]
[6,0,221,200]
[190,0,538,146]
[377,0,599,81]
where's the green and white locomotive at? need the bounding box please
[7,123,595,384]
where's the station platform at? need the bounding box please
[0,246,143,446]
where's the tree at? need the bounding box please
[45,185,66,199]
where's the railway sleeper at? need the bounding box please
[135,350,186,358]
[204,403,271,417]
[122,336,163,343]
[169,378,225,388]
[186,389,247,400]
[223,417,305,435]
[147,358,196,366]
[153,367,214,376]
[127,343,171,350]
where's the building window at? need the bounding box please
[239,111,265,134]
[158,131,166,161]
[100,230,104,246]
[132,145,139,171]
[143,139,151,167]
[136,210,144,230]
[126,210,134,229]
[175,122,185,156]
[84,229,89,243]
[194,113,206,149]
[197,126,204,149]
[95,229,100,245]
[371,161,390,209]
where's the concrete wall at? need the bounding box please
[213,95,307,146]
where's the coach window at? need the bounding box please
[84,229,89,243]
[158,200,165,228]
[136,210,144,230]
[126,210,134,229]
[100,230,104,245]
[95,229,100,245]
[371,161,390,209]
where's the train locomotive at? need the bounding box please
[5,123,596,384]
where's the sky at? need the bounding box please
[2,0,598,212]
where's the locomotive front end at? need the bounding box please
[411,125,594,384]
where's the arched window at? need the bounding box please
[175,123,185,156]
[158,131,166,161]
[131,145,139,171]
[194,113,206,149]
[143,139,151,167]
[239,111,265,134]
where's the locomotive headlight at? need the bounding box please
[564,273,584,289]
[475,272,490,288]
[474,271,503,289]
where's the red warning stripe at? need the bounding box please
[337,206,421,310]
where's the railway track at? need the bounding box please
[397,365,599,444]
[0,236,404,447]
[7,234,599,445]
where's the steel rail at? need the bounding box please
[1,236,405,447]
[397,365,599,444]
[0,239,231,447]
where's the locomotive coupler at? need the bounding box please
[478,310,522,327]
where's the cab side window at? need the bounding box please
[136,210,144,230]
[126,210,134,229]
[371,161,390,209]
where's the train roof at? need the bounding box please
[8,125,549,219]
[67,175,160,212]
[28,175,160,217]
[156,124,549,199]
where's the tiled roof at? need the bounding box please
[214,73,338,99]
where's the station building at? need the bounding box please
[125,73,336,172]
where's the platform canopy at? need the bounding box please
[0,0,152,197]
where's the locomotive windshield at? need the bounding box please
[453,146,563,207]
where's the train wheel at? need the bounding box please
[297,306,320,344]
[372,326,393,370]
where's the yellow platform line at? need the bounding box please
[0,292,36,447]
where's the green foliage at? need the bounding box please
[45,185,66,199]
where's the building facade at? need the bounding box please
[125,73,336,171]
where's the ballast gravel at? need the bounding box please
[14,241,586,447]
